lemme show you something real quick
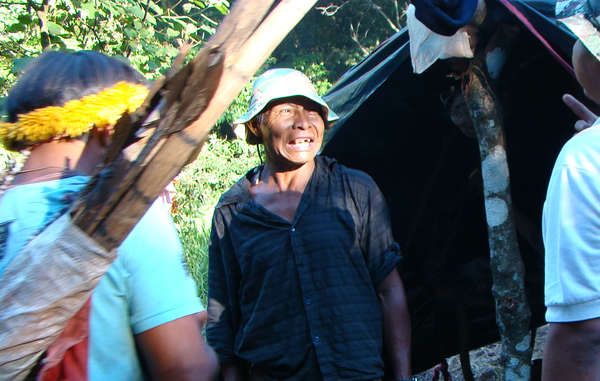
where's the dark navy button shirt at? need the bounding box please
[207,156,403,381]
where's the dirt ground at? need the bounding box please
[413,325,548,381]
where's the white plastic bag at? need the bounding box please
[407,3,474,74]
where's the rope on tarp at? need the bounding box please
[498,0,574,76]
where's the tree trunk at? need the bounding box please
[31,0,50,50]
[463,63,532,381]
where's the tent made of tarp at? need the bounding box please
[323,0,586,374]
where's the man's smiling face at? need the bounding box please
[258,96,325,170]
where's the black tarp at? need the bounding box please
[322,0,589,374]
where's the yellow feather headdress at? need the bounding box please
[0,81,149,150]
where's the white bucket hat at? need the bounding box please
[234,68,339,125]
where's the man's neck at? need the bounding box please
[249,160,316,222]
[261,160,315,194]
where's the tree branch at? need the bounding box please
[368,1,399,32]
[393,0,401,28]
[0,1,28,5]
[349,22,370,56]
[316,1,350,16]
[29,0,50,50]
[141,0,151,23]
[166,0,185,13]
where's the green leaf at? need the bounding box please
[128,4,146,19]
[17,14,33,25]
[48,34,66,49]
[215,4,229,15]
[145,13,157,25]
[148,1,163,15]
[103,2,125,17]
[185,22,197,35]
[80,1,97,18]
[190,0,208,9]
[165,45,179,57]
[141,40,159,54]
[124,27,137,38]
[199,24,215,35]
[7,23,26,33]
[61,38,84,50]
[47,22,66,36]
[165,27,179,39]
[167,17,187,30]
[182,3,193,13]
[200,13,218,26]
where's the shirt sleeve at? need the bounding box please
[543,162,600,322]
[206,207,241,363]
[119,200,203,334]
[356,174,403,287]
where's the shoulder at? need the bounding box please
[118,198,183,268]
[554,126,600,174]
[215,167,257,209]
[544,127,600,219]
[317,155,379,190]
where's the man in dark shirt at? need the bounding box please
[207,68,412,381]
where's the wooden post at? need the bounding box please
[463,61,532,380]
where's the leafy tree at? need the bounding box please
[173,133,260,302]
[0,0,232,189]
[272,0,409,82]
[0,0,230,96]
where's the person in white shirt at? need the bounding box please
[542,1,600,380]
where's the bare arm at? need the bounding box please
[542,319,600,381]
[135,314,219,381]
[377,268,411,380]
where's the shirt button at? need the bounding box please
[290,227,296,232]
[313,336,320,344]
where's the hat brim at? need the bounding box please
[234,92,339,125]
[560,14,600,59]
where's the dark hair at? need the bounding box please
[6,50,146,123]
[245,113,266,145]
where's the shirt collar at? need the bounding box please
[215,156,336,209]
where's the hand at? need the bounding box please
[562,94,598,132]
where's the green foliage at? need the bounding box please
[284,54,333,95]
[0,146,23,173]
[0,0,230,97]
[273,0,408,82]
[171,134,260,302]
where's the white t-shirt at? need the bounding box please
[543,119,600,322]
